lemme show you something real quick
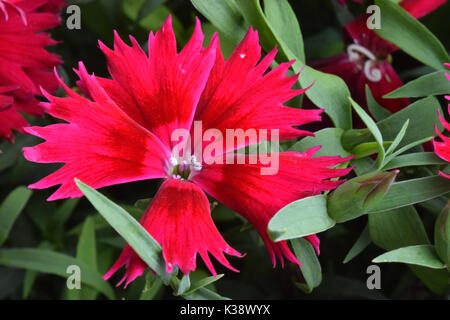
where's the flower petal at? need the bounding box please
[97,17,216,149]
[360,61,410,113]
[344,16,398,56]
[399,0,447,19]
[104,178,242,286]
[194,28,321,154]
[23,69,170,201]
[193,149,352,266]
[0,103,27,142]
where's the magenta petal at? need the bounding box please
[196,28,320,153]
[0,0,62,141]
[98,17,216,149]
[193,150,353,267]
[400,0,447,19]
[23,70,170,201]
[105,178,242,285]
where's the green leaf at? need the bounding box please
[349,97,384,168]
[175,274,191,296]
[384,70,450,98]
[369,206,430,251]
[342,96,443,151]
[367,176,450,213]
[184,287,230,300]
[134,198,152,211]
[75,179,168,279]
[138,5,185,40]
[268,195,335,242]
[377,97,443,147]
[263,0,304,63]
[374,0,449,70]
[190,0,247,43]
[0,248,114,299]
[351,157,375,176]
[385,138,434,163]
[289,128,351,158]
[0,135,35,172]
[183,274,224,296]
[22,241,53,299]
[385,120,409,156]
[137,0,166,21]
[140,272,163,300]
[351,142,391,160]
[373,245,446,269]
[366,85,392,121]
[368,206,448,294]
[48,198,79,242]
[434,203,450,267]
[291,238,322,293]
[298,67,352,130]
[382,152,447,171]
[343,225,371,264]
[409,266,449,295]
[0,187,32,246]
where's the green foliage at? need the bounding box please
[374,0,449,70]
[268,195,335,241]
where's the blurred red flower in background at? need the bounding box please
[433,63,450,178]
[315,0,446,115]
[0,0,64,142]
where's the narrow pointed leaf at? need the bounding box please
[343,225,371,264]
[263,0,304,63]
[0,248,114,299]
[434,203,450,266]
[382,152,447,170]
[367,176,450,213]
[175,274,191,296]
[190,0,247,43]
[0,187,32,246]
[291,238,322,293]
[385,120,409,156]
[183,274,224,296]
[366,85,392,121]
[67,216,98,300]
[75,179,168,278]
[349,97,384,168]
[373,245,446,269]
[384,70,450,98]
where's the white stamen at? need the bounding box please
[170,156,178,166]
[347,43,382,82]
[363,61,382,82]
[190,155,202,171]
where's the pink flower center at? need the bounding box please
[169,155,202,180]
